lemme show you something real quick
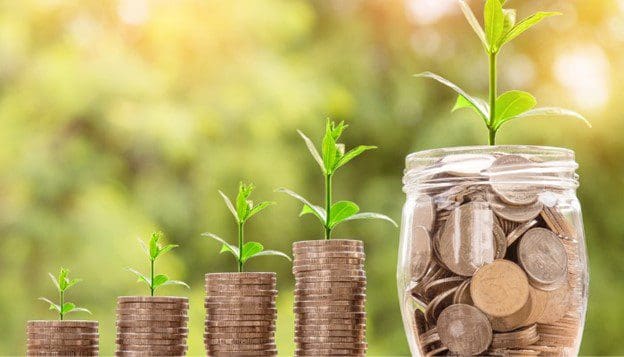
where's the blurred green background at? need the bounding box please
[0,0,622,355]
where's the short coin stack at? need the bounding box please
[26,320,99,356]
[116,296,188,356]
[293,239,367,357]
[204,272,278,356]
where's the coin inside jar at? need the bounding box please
[487,155,539,205]
[412,195,436,232]
[470,260,530,317]
[517,228,568,289]
[436,304,492,355]
[410,226,432,282]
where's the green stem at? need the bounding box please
[150,259,155,296]
[324,173,333,240]
[59,290,64,321]
[238,222,244,272]
[488,51,497,146]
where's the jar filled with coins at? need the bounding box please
[397,146,588,356]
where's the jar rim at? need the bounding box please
[406,145,574,164]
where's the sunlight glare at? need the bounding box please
[406,0,456,25]
[117,0,149,25]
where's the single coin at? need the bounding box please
[116,332,187,340]
[294,324,366,333]
[27,339,98,346]
[518,228,568,288]
[116,314,188,322]
[437,202,496,276]
[293,239,363,248]
[116,321,186,328]
[435,304,492,355]
[205,295,276,303]
[204,325,276,333]
[488,154,540,205]
[412,195,436,232]
[294,349,366,356]
[439,153,496,176]
[206,343,276,351]
[493,223,507,259]
[206,307,277,314]
[205,272,276,280]
[296,341,367,349]
[452,279,473,305]
[206,320,274,327]
[205,351,277,357]
[295,276,366,284]
[294,287,366,295]
[116,308,188,315]
[204,331,274,339]
[507,219,538,246]
[489,289,533,332]
[471,260,530,317]
[115,344,186,352]
[204,300,276,307]
[293,257,365,265]
[410,226,432,282]
[294,251,366,259]
[295,281,366,289]
[117,296,188,304]
[27,332,99,340]
[294,335,362,344]
[294,306,365,314]
[292,267,365,276]
[540,206,576,240]
[490,193,543,224]
[207,313,276,321]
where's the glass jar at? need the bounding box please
[397,146,588,356]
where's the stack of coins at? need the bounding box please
[116,296,188,356]
[293,239,367,357]
[26,320,99,356]
[405,153,586,356]
[204,272,278,356]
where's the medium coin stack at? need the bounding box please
[407,153,584,356]
[26,320,99,356]
[204,272,278,356]
[115,296,188,356]
[293,239,367,357]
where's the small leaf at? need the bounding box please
[152,274,169,289]
[149,232,161,260]
[246,249,292,262]
[457,0,488,50]
[299,204,327,224]
[298,130,325,173]
[333,145,377,172]
[61,302,76,314]
[247,201,275,221]
[502,9,516,34]
[493,90,536,128]
[48,273,60,292]
[58,268,69,291]
[202,233,240,259]
[125,267,151,286]
[218,190,239,222]
[322,120,338,173]
[38,297,60,313]
[452,95,490,125]
[415,72,489,120]
[498,12,561,48]
[158,244,178,258]
[328,201,360,228]
[503,107,591,128]
[64,278,82,291]
[276,188,327,224]
[138,238,149,257]
[240,242,264,263]
[70,307,92,315]
[236,182,254,222]
[484,0,505,52]
[343,212,398,227]
[161,280,190,289]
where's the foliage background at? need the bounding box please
[0,0,622,355]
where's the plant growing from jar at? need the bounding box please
[39,268,91,320]
[203,182,291,271]
[417,0,590,145]
[126,231,189,296]
[277,119,397,239]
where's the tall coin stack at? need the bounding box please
[293,239,367,357]
[115,296,189,356]
[26,320,99,356]
[204,272,278,356]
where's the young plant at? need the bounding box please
[126,232,190,296]
[277,119,397,240]
[416,0,590,145]
[203,182,291,272]
[39,268,91,321]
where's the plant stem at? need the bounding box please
[150,259,155,296]
[59,290,64,321]
[238,222,244,272]
[488,51,497,146]
[324,174,333,240]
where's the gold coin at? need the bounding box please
[437,304,492,355]
[471,259,530,317]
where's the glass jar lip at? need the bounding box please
[406,145,574,164]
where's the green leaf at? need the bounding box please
[149,232,161,260]
[70,307,92,315]
[415,72,489,120]
[138,238,149,257]
[58,268,69,291]
[247,201,275,221]
[498,11,561,48]
[246,249,292,262]
[276,188,326,224]
[161,280,190,289]
[157,244,178,258]
[322,120,338,173]
[343,212,398,227]
[125,267,151,286]
[202,233,240,259]
[236,182,254,222]
[240,242,264,263]
[457,0,488,50]
[502,9,516,34]
[452,95,490,125]
[299,204,327,223]
[218,190,238,222]
[484,0,505,52]
[152,274,169,289]
[48,273,60,292]
[61,302,76,314]
[328,201,360,228]
[38,297,60,313]
[334,145,376,172]
[64,278,82,291]
[297,130,325,173]
[503,107,591,128]
[493,90,536,128]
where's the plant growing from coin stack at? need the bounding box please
[417,0,590,145]
[278,119,397,239]
[39,267,91,320]
[126,231,189,296]
[203,182,291,272]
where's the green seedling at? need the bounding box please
[39,267,91,320]
[203,182,291,272]
[126,232,189,296]
[416,0,590,145]
[277,119,397,240]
